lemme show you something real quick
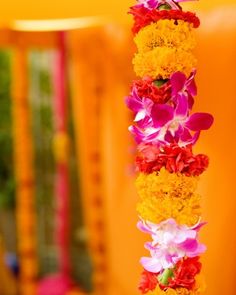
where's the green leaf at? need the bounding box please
[153,79,169,88]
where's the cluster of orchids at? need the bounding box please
[126,0,214,294]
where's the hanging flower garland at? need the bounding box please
[126,1,214,294]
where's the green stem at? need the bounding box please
[158,268,174,286]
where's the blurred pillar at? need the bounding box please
[11,46,38,295]
[69,27,109,295]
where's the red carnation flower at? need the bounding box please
[167,257,202,290]
[136,144,209,176]
[132,78,172,104]
[187,154,209,176]
[139,270,158,294]
[129,6,200,34]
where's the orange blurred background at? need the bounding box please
[0,1,236,295]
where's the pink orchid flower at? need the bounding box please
[136,0,198,10]
[129,94,214,146]
[125,88,153,128]
[171,70,197,109]
[137,218,206,273]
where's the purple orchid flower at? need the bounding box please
[137,218,206,273]
[125,88,153,128]
[137,0,160,9]
[171,70,197,109]
[129,94,214,146]
[136,0,198,10]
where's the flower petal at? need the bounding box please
[186,243,207,257]
[170,71,186,94]
[175,95,189,117]
[137,221,154,235]
[188,94,195,109]
[125,94,142,113]
[189,130,200,145]
[140,257,163,273]
[137,116,152,129]
[129,125,161,144]
[134,110,146,122]
[191,221,207,231]
[187,70,197,96]
[180,127,192,142]
[185,113,214,131]
[180,239,198,252]
[151,104,174,128]
[128,125,144,144]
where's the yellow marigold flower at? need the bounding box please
[136,168,198,199]
[133,47,197,79]
[147,277,205,295]
[134,20,196,53]
[136,169,201,226]
[148,286,201,295]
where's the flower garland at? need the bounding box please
[126,1,214,294]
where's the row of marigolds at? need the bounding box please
[126,1,214,295]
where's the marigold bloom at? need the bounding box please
[133,47,197,79]
[148,286,201,294]
[136,169,201,226]
[134,20,196,53]
[136,168,198,198]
